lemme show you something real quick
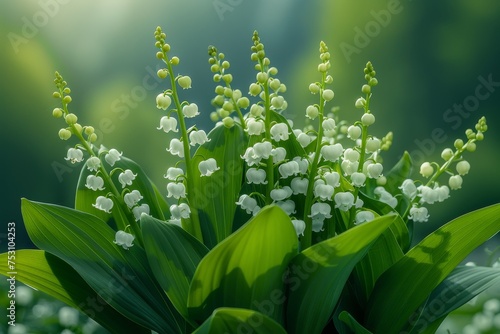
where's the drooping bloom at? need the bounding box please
[118,169,137,188]
[279,161,300,179]
[290,177,308,195]
[105,149,122,166]
[246,168,267,184]
[355,211,375,225]
[456,160,470,176]
[322,118,336,132]
[156,93,172,110]
[351,172,366,187]
[320,143,343,162]
[449,175,463,190]
[276,200,296,215]
[164,167,184,181]
[323,171,340,188]
[420,162,434,178]
[399,179,417,200]
[236,194,260,215]
[124,190,143,208]
[113,230,135,250]
[374,186,398,208]
[86,157,101,172]
[199,158,220,176]
[270,186,293,201]
[170,203,191,220]
[296,132,312,148]
[309,203,332,232]
[93,196,113,213]
[291,219,306,236]
[85,175,105,191]
[245,118,265,135]
[189,130,210,146]
[293,157,309,174]
[271,147,287,163]
[408,206,429,223]
[65,148,84,164]
[270,123,290,142]
[241,147,261,166]
[167,139,184,158]
[252,141,272,159]
[132,204,150,221]
[367,163,383,179]
[314,183,334,201]
[167,182,186,199]
[334,192,355,211]
[157,116,178,133]
[182,103,199,118]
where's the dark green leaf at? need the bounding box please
[339,311,373,334]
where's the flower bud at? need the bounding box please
[347,125,361,140]
[156,94,172,110]
[222,117,234,128]
[256,72,268,84]
[178,76,192,89]
[269,78,281,91]
[52,108,63,118]
[63,96,72,104]
[441,148,454,161]
[237,97,250,109]
[361,113,375,126]
[366,138,381,153]
[449,175,463,190]
[309,83,320,94]
[361,84,371,94]
[249,83,261,96]
[465,142,476,152]
[322,89,334,101]
[355,97,366,109]
[65,113,78,125]
[454,139,464,150]
[222,74,233,84]
[157,69,168,79]
[456,160,470,175]
[170,56,180,65]
[222,101,234,112]
[306,105,319,120]
[58,128,71,140]
[419,162,434,178]
[325,75,333,84]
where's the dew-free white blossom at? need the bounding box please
[189,130,210,146]
[374,186,398,208]
[312,219,324,233]
[323,171,340,188]
[167,138,184,158]
[271,96,286,109]
[365,138,381,153]
[157,116,178,133]
[270,186,293,201]
[449,175,463,190]
[408,206,429,223]
[309,203,332,230]
[236,194,259,214]
[246,168,267,184]
[199,158,220,176]
[355,211,375,224]
[167,182,186,199]
[164,167,184,180]
[124,190,143,208]
[271,147,287,163]
[105,149,122,166]
[246,118,265,135]
[367,163,383,179]
[334,192,355,211]
[86,156,101,172]
[253,141,272,159]
[170,203,191,219]
[314,183,334,200]
[347,125,361,140]
[132,204,150,221]
[65,148,84,164]
[113,230,135,250]
[341,160,359,176]
[296,132,312,147]
[291,219,306,236]
[456,160,470,175]
[399,179,417,199]
[420,162,434,178]
[241,147,261,166]
[351,172,366,187]
[322,118,336,132]
[435,185,450,202]
[322,89,334,101]
[290,177,308,195]
[293,157,309,174]
[418,185,438,204]
[343,148,360,162]
[182,103,199,118]
[250,104,264,117]
[306,105,319,120]
[85,175,104,191]
[276,200,296,215]
[270,123,290,141]
[93,196,113,213]
[279,161,300,179]
[361,113,375,126]
[321,143,343,162]
[118,169,137,188]
[156,93,172,110]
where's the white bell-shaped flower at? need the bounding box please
[65,148,84,164]
[290,177,308,195]
[167,139,184,158]
[164,167,184,180]
[118,169,137,188]
[343,148,360,162]
[322,118,336,132]
[105,149,122,166]
[85,175,105,191]
[456,161,470,176]
[341,160,359,176]
[236,194,259,214]
[199,158,220,177]
[374,186,398,208]
[189,130,210,146]
[253,141,272,159]
[182,103,199,118]
[279,161,300,179]
[314,183,334,201]
[334,192,355,211]
[355,211,375,225]
[270,186,293,201]
[156,93,172,110]
[167,182,186,199]
[86,157,101,172]
[420,162,434,178]
[276,200,296,215]
[124,190,143,208]
[271,147,287,163]
[157,116,178,133]
[297,132,312,148]
[293,157,309,174]
[246,168,267,184]
[170,203,191,219]
[312,218,325,232]
[93,196,113,213]
[449,175,463,190]
[347,125,361,140]
[323,171,340,188]
[367,163,383,179]
[418,185,438,204]
[365,138,381,153]
[320,143,343,162]
[399,179,417,199]
[246,118,265,135]
[436,185,450,202]
[132,204,150,221]
[113,230,134,250]
[351,172,366,187]
[408,206,429,223]
[291,219,306,236]
[241,147,261,166]
[270,123,290,141]
[306,105,319,120]
[309,203,332,228]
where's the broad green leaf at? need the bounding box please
[141,214,209,323]
[21,199,185,334]
[365,203,500,333]
[75,156,168,227]
[0,250,149,334]
[192,308,287,334]
[187,205,298,324]
[405,265,500,334]
[191,123,247,248]
[286,214,397,334]
[339,311,373,334]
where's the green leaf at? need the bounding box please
[404,265,500,334]
[75,156,168,225]
[21,199,185,334]
[286,214,397,334]
[191,123,247,248]
[339,311,373,334]
[187,205,298,325]
[0,250,149,334]
[141,214,209,323]
[365,203,500,333]
[192,308,287,334]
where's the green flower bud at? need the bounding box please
[84,126,95,135]
[211,64,220,73]
[222,74,233,84]
[362,84,371,94]
[63,87,71,94]
[377,176,387,186]
[270,78,281,91]
[254,64,262,71]
[89,133,97,142]
[58,128,71,140]
[268,67,278,75]
[454,139,464,150]
[325,75,333,84]
[361,113,375,126]
[222,101,234,112]
[162,44,170,52]
[53,92,61,98]
[156,51,164,59]
[355,97,366,109]
[223,87,233,98]
[322,89,334,101]
[157,69,168,79]
[309,83,320,94]
[369,78,378,86]
[441,148,454,161]
[256,72,268,84]
[475,131,484,141]
[210,111,219,122]
[222,116,235,128]
[213,74,221,82]
[218,108,230,118]
[249,83,261,96]
[237,97,250,109]
[178,75,192,89]
[170,56,180,65]
[318,63,328,73]
[279,83,287,93]
[465,142,476,152]
[63,95,72,104]
[215,85,224,95]
[65,113,78,125]
[232,89,242,100]
[52,108,63,118]
[218,53,225,60]
[212,95,224,106]
[72,123,83,134]
[208,58,216,65]
[251,53,258,61]
[222,60,230,69]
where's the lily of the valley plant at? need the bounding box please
[2,26,500,334]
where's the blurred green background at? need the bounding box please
[1,1,500,333]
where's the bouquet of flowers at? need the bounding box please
[2,26,499,334]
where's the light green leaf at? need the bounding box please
[141,214,209,323]
[365,203,500,333]
[0,250,149,334]
[192,308,287,334]
[191,123,247,248]
[21,199,185,334]
[286,214,397,334]
[339,311,373,334]
[187,205,298,325]
[405,265,500,334]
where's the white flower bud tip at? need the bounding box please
[419,162,434,178]
[156,93,172,110]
